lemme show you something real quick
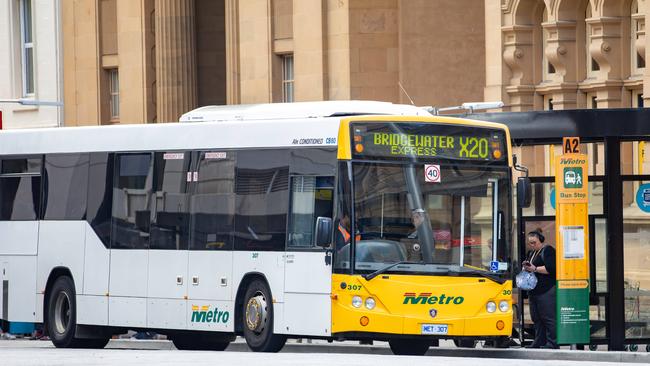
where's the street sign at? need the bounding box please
[563,137,580,154]
[556,154,588,204]
[555,152,590,345]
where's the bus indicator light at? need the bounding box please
[360,316,369,326]
[355,144,364,153]
[496,320,505,330]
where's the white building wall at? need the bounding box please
[0,0,63,129]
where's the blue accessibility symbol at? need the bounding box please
[490,261,499,272]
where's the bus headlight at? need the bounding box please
[499,300,509,312]
[486,301,497,313]
[352,296,362,308]
[365,297,376,310]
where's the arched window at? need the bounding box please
[631,0,645,74]
[542,7,555,81]
[585,3,601,76]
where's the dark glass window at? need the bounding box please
[234,150,289,251]
[1,158,41,175]
[190,151,235,250]
[0,157,42,221]
[289,148,336,176]
[111,153,153,249]
[150,152,191,250]
[333,162,353,272]
[0,176,41,220]
[287,176,334,248]
[43,154,90,220]
[87,153,113,248]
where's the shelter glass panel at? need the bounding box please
[622,181,650,339]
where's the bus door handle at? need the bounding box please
[286,254,295,263]
[176,276,183,285]
[192,276,199,285]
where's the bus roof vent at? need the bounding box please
[179,101,431,122]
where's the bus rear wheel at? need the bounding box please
[46,276,109,349]
[242,279,286,352]
[389,339,431,355]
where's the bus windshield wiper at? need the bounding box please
[363,261,422,281]
[448,267,506,284]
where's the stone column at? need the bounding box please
[225,0,240,105]
[155,0,197,122]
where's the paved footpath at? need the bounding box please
[1,339,649,366]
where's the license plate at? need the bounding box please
[421,324,448,335]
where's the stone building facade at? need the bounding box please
[487,0,648,111]
[61,0,486,125]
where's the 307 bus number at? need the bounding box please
[459,137,489,159]
[347,284,362,291]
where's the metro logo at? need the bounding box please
[191,305,230,323]
[402,292,464,305]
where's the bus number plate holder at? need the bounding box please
[421,324,448,335]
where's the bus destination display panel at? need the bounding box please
[351,122,506,162]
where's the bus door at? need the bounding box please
[109,153,155,328]
[284,175,334,336]
[146,151,192,330]
[185,151,235,332]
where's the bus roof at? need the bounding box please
[0,101,431,155]
[179,101,430,122]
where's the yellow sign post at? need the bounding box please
[555,151,590,344]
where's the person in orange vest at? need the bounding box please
[335,212,360,251]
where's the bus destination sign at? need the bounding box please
[351,122,506,161]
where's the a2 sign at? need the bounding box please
[563,136,580,154]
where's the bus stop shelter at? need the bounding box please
[465,108,650,351]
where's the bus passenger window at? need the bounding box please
[234,150,289,251]
[0,157,42,221]
[111,153,153,249]
[190,151,235,251]
[150,152,191,250]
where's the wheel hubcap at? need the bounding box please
[245,293,267,334]
[54,292,71,335]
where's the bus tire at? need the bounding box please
[46,276,79,348]
[171,335,231,351]
[389,339,431,355]
[453,338,477,348]
[242,279,286,352]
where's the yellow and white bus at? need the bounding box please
[0,101,517,355]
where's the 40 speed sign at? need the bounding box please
[425,164,441,183]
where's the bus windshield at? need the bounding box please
[341,162,511,277]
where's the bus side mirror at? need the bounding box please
[315,217,333,248]
[517,177,532,208]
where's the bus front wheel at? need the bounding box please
[389,339,431,355]
[242,279,286,352]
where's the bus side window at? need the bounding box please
[190,151,235,251]
[287,176,334,249]
[111,153,153,249]
[150,152,191,250]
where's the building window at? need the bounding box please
[282,54,294,102]
[20,0,34,96]
[632,91,644,108]
[109,69,119,120]
[631,1,646,73]
[585,5,601,76]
